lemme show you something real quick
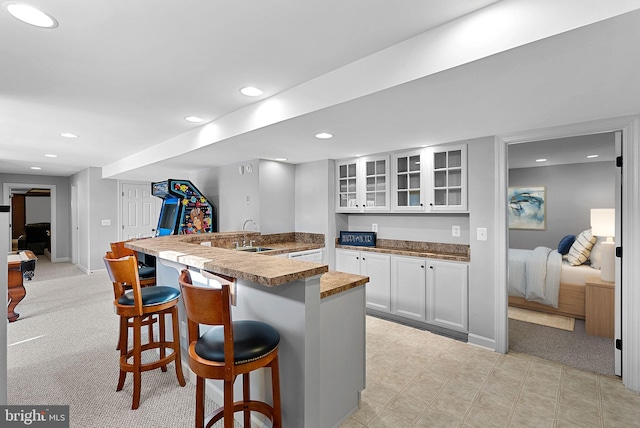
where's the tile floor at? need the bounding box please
[340,316,640,428]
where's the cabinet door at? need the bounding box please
[392,149,426,212]
[428,144,467,212]
[391,255,426,321]
[427,260,468,332]
[361,252,391,312]
[336,159,360,212]
[362,154,390,212]
[335,249,361,275]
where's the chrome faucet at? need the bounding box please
[242,219,257,247]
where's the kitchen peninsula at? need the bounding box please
[127,233,368,428]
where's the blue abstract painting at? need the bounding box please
[508,186,546,230]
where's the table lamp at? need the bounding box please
[590,208,615,282]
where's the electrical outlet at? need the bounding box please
[101,219,111,226]
[372,223,378,233]
[452,225,460,237]
[477,227,488,241]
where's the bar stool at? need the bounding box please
[105,251,157,352]
[110,241,156,287]
[104,255,186,409]
[178,269,282,428]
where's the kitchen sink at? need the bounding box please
[236,246,273,252]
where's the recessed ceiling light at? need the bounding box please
[315,132,333,139]
[30,166,41,170]
[240,86,263,97]
[44,154,57,158]
[535,158,547,162]
[587,154,599,159]
[61,133,78,138]
[184,116,203,123]
[4,2,58,28]
[274,158,287,162]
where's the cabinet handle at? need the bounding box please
[362,257,365,261]
[429,266,434,269]
[421,265,424,268]
[429,203,434,206]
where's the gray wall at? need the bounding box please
[508,161,616,250]
[467,137,498,348]
[70,167,119,273]
[26,196,51,223]
[190,159,295,234]
[0,173,71,261]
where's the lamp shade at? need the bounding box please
[590,208,615,238]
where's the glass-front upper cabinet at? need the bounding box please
[392,149,426,211]
[336,155,390,212]
[428,144,467,212]
[336,159,359,212]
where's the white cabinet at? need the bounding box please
[427,144,467,212]
[426,260,468,333]
[392,149,426,212]
[391,255,426,321]
[335,249,391,312]
[336,155,390,213]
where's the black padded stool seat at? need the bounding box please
[138,265,156,279]
[118,286,180,307]
[195,320,280,364]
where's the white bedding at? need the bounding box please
[560,259,598,285]
[508,247,562,308]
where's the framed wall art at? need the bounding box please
[508,186,546,230]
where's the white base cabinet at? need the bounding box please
[338,249,469,334]
[426,260,469,333]
[336,249,391,313]
[391,255,426,321]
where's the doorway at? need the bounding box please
[494,116,640,390]
[2,183,57,261]
[506,132,618,376]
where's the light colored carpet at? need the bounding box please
[508,306,575,331]
[7,258,233,428]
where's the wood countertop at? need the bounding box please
[126,234,369,298]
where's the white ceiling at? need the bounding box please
[1,1,639,180]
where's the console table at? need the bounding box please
[7,250,37,322]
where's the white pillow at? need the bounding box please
[566,229,597,266]
[589,236,606,269]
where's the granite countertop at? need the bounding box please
[335,238,470,262]
[126,233,369,298]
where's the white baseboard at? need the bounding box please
[467,333,496,351]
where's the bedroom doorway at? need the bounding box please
[505,130,620,377]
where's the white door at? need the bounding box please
[614,131,622,376]
[121,182,159,239]
[427,260,468,332]
[361,252,391,312]
[335,249,361,275]
[391,255,426,321]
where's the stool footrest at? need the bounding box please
[120,341,179,373]
[207,400,275,427]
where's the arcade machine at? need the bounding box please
[152,179,216,236]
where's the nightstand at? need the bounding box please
[585,275,615,338]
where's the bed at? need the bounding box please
[508,246,598,320]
